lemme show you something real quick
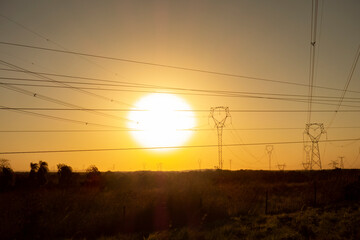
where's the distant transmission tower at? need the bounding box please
[329,157,345,169]
[304,123,326,170]
[328,160,339,169]
[277,164,286,171]
[157,162,162,171]
[266,145,274,170]
[338,156,345,169]
[303,145,312,170]
[210,106,231,170]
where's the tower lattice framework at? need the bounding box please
[304,123,326,170]
[210,106,230,170]
[266,145,274,170]
[303,145,312,170]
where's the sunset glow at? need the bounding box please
[127,93,196,150]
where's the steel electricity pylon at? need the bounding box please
[338,156,345,169]
[277,164,286,171]
[304,123,326,170]
[303,145,312,170]
[266,145,274,170]
[210,106,231,170]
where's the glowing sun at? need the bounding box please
[127,93,196,150]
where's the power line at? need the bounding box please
[3,76,360,102]
[0,13,127,85]
[307,0,319,123]
[1,105,125,129]
[327,43,360,128]
[1,138,359,155]
[1,126,360,133]
[2,67,360,96]
[3,82,360,108]
[0,59,133,108]
[0,61,134,123]
[3,107,360,112]
[1,41,358,95]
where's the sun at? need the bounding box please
[127,93,196,150]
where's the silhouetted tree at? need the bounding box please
[37,161,49,185]
[86,165,101,186]
[0,159,15,190]
[29,162,39,183]
[57,164,73,186]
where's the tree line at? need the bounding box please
[0,158,102,191]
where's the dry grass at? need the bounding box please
[0,169,359,239]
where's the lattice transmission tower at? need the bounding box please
[266,145,274,170]
[302,145,311,170]
[338,156,345,169]
[210,106,231,170]
[277,164,286,171]
[329,157,345,169]
[304,123,326,170]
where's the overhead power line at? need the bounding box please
[3,76,360,102]
[2,82,360,108]
[0,41,356,94]
[1,105,125,129]
[0,138,359,155]
[0,60,134,122]
[1,126,359,133]
[327,43,360,128]
[2,107,360,113]
[307,0,319,123]
[2,67,360,96]
[0,13,125,83]
[0,59,133,107]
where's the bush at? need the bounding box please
[0,159,15,190]
[37,161,49,185]
[85,165,101,186]
[57,164,73,186]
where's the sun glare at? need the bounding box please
[127,93,196,150]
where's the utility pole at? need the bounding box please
[229,159,232,171]
[266,145,273,170]
[210,106,231,170]
[198,158,202,171]
[304,123,326,170]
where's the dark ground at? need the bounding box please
[1,169,360,239]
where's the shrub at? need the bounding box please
[57,164,73,186]
[0,159,15,190]
[85,165,101,186]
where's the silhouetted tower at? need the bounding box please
[328,160,339,169]
[229,159,232,170]
[304,123,326,170]
[266,145,274,170]
[338,156,345,169]
[157,162,162,171]
[303,145,312,170]
[277,164,286,171]
[210,106,231,169]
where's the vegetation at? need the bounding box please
[0,164,360,239]
[0,159,14,190]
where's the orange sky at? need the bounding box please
[0,0,360,171]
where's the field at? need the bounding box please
[1,169,360,239]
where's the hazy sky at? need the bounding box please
[1,0,360,171]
